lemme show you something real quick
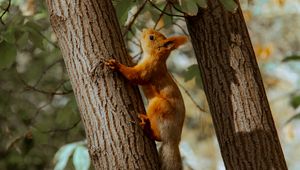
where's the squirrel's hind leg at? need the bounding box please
[138,113,162,141]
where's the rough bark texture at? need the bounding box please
[186,1,287,169]
[47,0,160,169]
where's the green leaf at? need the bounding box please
[54,143,77,170]
[25,21,43,31]
[290,95,300,108]
[282,55,300,62]
[146,2,165,25]
[162,15,173,27]
[3,28,16,44]
[17,32,29,47]
[55,98,79,125]
[285,113,300,125]
[194,0,207,8]
[0,41,17,69]
[33,12,48,20]
[73,146,91,170]
[23,21,45,50]
[219,0,238,12]
[115,0,135,26]
[182,64,203,88]
[195,73,203,88]
[29,30,44,50]
[180,0,199,16]
[183,64,199,81]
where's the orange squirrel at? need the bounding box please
[106,28,187,170]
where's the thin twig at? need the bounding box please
[6,131,32,151]
[123,0,147,37]
[132,51,143,62]
[129,29,141,43]
[0,0,11,25]
[54,79,70,91]
[169,2,188,16]
[173,22,189,36]
[36,30,59,48]
[153,3,169,29]
[175,17,186,22]
[39,119,81,133]
[29,100,53,125]
[147,0,184,18]
[172,74,208,113]
[20,77,73,95]
[33,59,64,87]
[127,38,143,53]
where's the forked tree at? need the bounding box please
[47,0,288,169]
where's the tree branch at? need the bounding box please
[172,74,208,113]
[153,3,169,29]
[147,0,184,17]
[122,0,147,37]
[0,0,11,25]
[33,59,64,87]
[20,77,73,96]
[169,2,189,16]
[38,119,81,134]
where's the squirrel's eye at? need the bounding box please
[149,35,154,41]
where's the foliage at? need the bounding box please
[0,41,16,69]
[282,55,300,62]
[219,0,238,12]
[182,64,203,88]
[290,95,300,109]
[54,141,90,170]
[0,1,83,170]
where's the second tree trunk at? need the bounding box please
[186,1,287,169]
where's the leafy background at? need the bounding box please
[0,0,300,170]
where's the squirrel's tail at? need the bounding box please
[159,141,182,170]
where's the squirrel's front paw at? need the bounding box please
[105,59,119,70]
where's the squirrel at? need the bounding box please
[105,28,187,170]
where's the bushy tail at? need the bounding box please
[159,142,182,170]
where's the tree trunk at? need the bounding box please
[185,1,287,169]
[46,0,160,169]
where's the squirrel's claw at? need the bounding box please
[105,59,119,70]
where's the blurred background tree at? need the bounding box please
[0,0,299,169]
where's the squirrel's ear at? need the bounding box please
[162,36,188,50]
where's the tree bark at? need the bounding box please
[186,1,287,169]
[47,0,160,169]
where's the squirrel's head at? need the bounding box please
[141,28,187,57]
